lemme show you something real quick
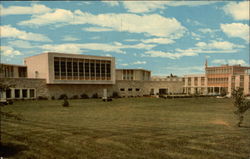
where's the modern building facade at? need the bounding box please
[1,52,249,100]
[25,52,116,84]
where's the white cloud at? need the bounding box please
[39,42,155,54]
[190,32,202,40]
[8,40,33,48]
[158,66,204,76]
[195,41,245,50]
[223,1,249,20]
[0,25,51,42]
[0,4,52,16]
[103,1,119,7]
[132,61,147,65]
[122,1,217,13]
[145,50,197,59]
[228,59,246,65]
[124,39,139,42]
[220,23,249,42]
[212,59,246,65]
[212,59,226,64]
[0,46,22,57]
[186,19,203,26]
[120,63,129,66]
[198,28,217,34]
[142,38,175,44]
[83,27,113,32]
[122,2,166,13]
[18,9,186,39]
[62,35,80,41]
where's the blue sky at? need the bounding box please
[0,1,249,76]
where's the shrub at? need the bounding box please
[92,93,98,99]
[80,93,89,99]
[62,97,69,107]
[71,95,79,99]
[51,96,55,100]
[59,94,68,100]
[37,96,48,100]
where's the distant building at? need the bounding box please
[183,74,207,95]
[184,62,250,96]
[116,69,151,81]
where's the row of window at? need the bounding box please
[54,57,112,80]
[206,68,232,74]
[0,65,27,78]
[5,89,35,99]
[120,88,140,92]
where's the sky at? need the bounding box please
[0,1,249,76]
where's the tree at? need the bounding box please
[232,88,250,127]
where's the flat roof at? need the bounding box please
[24,52,114,60]
[0,63,26,67]
[116,68,151,72]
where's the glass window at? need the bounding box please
[22,89,27,98]
[128,88,132,91]
[15,89,20,98]
[60,59,66,79]
[30,89,35,98]
[67,60,72,79]
[120,88,125,91]
[6,89,11,98]
[85,60,90,79]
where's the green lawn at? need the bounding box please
[1,97,250,159]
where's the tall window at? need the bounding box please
[67,59,72,79]
[73,59,78,80]
[90,60,95,80]
[79,60,84,79]
[101,61,106,80]
[54,58,60,79]
[106,61,111,80]
[61,58,66,79]
[18,67,27,77]
[96,60,101,80]
[85,60,90,80]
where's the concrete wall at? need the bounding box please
[25,53,49,81]
[47,84,114,99]
[0,78,48,98]
[114,80,184,97]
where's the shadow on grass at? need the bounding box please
[0,142,28,157]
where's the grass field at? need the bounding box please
[1,97,250,159]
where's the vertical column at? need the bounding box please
[27,89,30,98]
[20,89,23,99]
[11,88,15,98]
